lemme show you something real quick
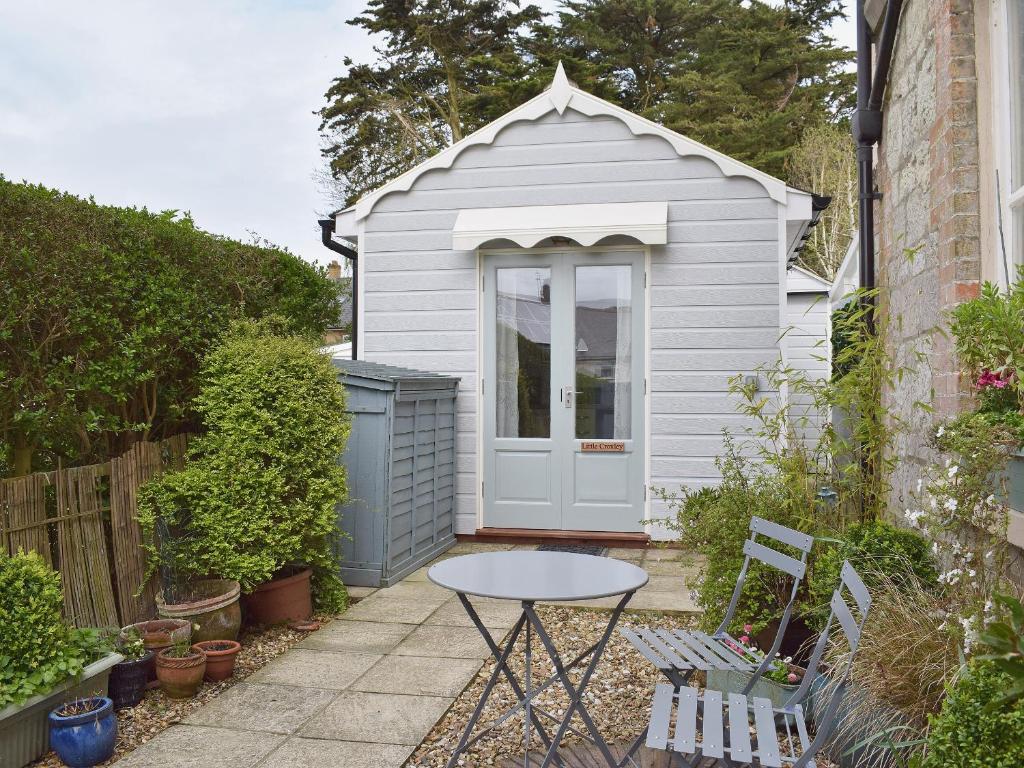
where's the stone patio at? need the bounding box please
[116,543,700,768]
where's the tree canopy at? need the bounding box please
[0,177,340,476]
[319,0,854,205]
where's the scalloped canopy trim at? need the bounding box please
[452,202,668,250]
[351,63,789,222]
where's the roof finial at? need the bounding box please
[549,61,572,114]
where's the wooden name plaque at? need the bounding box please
[581,441,625,453]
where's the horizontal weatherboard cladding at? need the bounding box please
[359,107,783,536]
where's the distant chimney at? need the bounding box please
[327,260,341,281]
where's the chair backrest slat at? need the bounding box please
[751,516,814,553]
[830,590,861,647]
[743,539,807,579]
[841,560,871,616]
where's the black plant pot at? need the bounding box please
[108,650,154,710]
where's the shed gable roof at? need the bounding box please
[349,63,792,222]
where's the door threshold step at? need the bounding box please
[464,528,651,548]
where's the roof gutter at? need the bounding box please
[318,218,358,360]
[853,0,904,296]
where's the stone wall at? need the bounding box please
[875,0,982,513]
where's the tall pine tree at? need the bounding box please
[319,0,853,203]
[319,0,546,206]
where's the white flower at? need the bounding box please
[916,478,924,494]
[947,465,959,479]
[960,615,978,654]
[904,508,925,527]
[944,498,958,512]
[937,425,945,438]
[985,494,997,505]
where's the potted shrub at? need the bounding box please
[155,641,206,699]
[194,640,242,682]
[137,318,352,621]
[107,627,153,710]
[0,552,122,768]
[47,696,117,767]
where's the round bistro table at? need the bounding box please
[429,551,649,768]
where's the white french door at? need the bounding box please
[481,249,645,532]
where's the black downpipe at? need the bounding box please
[318,218,358,360]
[853,0,905,297]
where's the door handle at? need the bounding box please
[562,386,573,408]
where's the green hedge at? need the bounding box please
[0,552,94,707]
[138,319,350,611]
[0,177,340,475]
[923,661,1024,767]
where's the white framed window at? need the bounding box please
[993,0,1024,279]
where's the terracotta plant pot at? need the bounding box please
[108,650,154,710]
[122,619,192,687]
[157,579,242,642]
[194,640,241,682]
[155,645,207,699]
[244,568,312,625]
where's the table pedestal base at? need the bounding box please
[446,591,635,768]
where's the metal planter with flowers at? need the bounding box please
[707,628,805,711]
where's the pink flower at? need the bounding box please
[993,379,1008,389]
[739,635,750,645]
[743,624,753,633]
[977,369,1011,390]
[787,672,799,683]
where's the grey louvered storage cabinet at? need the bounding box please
[331,360,460,587]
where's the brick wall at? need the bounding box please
[875,0,982,512]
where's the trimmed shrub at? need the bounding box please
[923,661,1024,767]
[138,319,350,612]
[0,551,93,707]
[805,520,937,630]
[659,440,806,634]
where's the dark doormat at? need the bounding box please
[536,543,608,557]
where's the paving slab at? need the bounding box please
[425,596,521,628]
[341,595,450,625]
[183,682,336,734]
[448,541,515,553]
[628,589,699,613]
[643,547,689,562]
[297,620,415,654]
[351,653,482,697]
[115,725,285,768]
[391,623,498,659]
[345,585,377,601]
[258,737,414,768]
[248,649,380,690]
[299,690,454,745]
[374,579,451,601]
[608,547,644,562]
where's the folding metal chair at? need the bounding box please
[645,561,872,767]
[616,517,813,765]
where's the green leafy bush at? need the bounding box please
[658,438,805,634]
[805,521,937,629]
[138,318,350,612]
[923,661,1024,767]
[0,551,94,707]
[0,177,340,475]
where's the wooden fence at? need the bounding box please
[0,435,190,628]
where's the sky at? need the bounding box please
[0,1,857,267]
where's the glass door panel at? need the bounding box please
[495,267,552,438]
[574,265,632,440]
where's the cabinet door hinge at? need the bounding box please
[481,481,485,497]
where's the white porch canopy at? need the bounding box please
[451,201,668,250]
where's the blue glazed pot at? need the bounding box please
[48,696,117,767]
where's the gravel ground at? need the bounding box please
[30,616,336,767]
[409,606,696,767]
[409,606,838,768]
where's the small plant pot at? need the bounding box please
[194,640,242,682]
[122,619,192,687]
[155,646,207,699]
[48,696,117,768]
[108,650,154,710]
[157,579,242,642]
[244,568,312,625]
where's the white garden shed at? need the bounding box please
[328,64,829,540]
